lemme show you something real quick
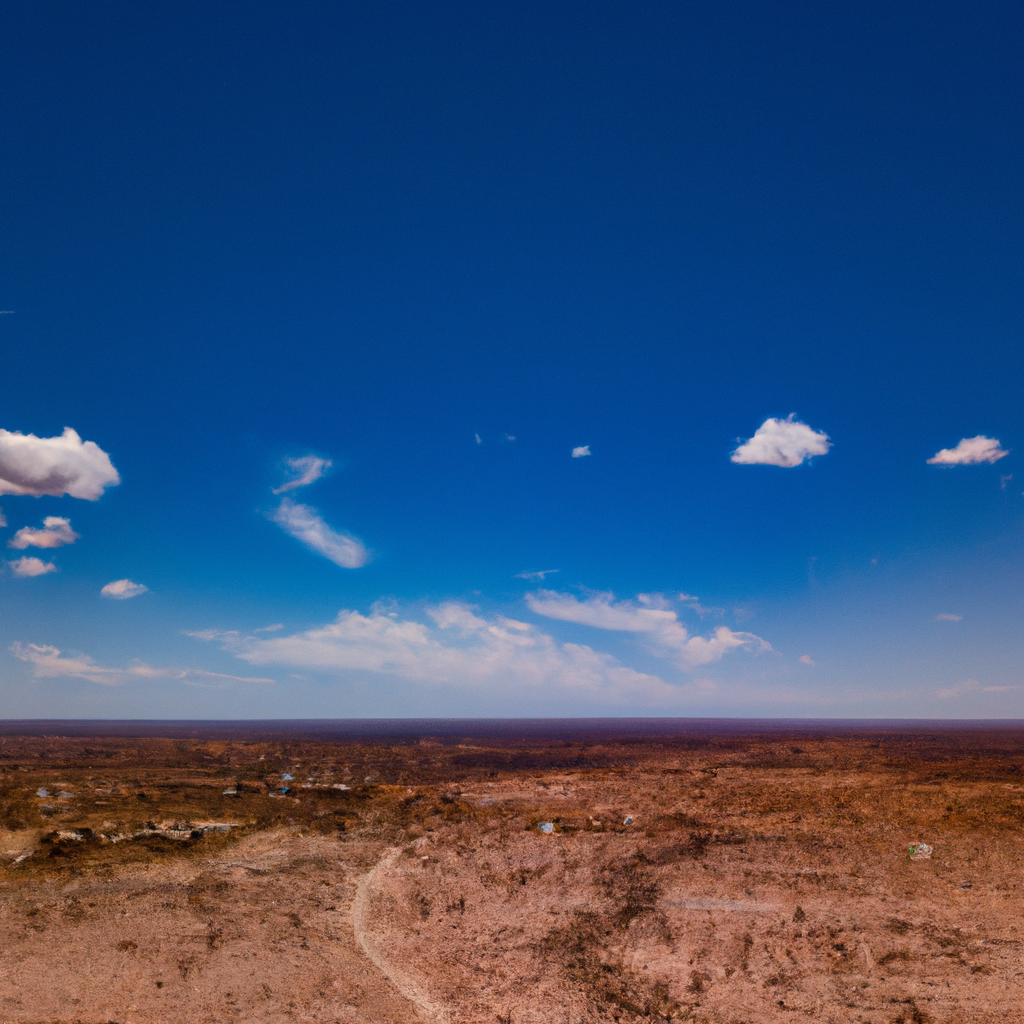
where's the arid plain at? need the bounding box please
[0,723,1022,1024]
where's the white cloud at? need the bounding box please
[9,557,57,577]
[524,589,770,667]
[731,415,831,468]
[936,678,1015,699]
[0,508,6,528]
[0,427,120,499]
[927,436,1008,466]
[799,654,815,665]
[11,643,272,687]
[8,516,79,550]
[933,613,962,622]
[474,433,482,445]
[272,455,332,495]
[269,498,369,568]
[255,623,284,633]
[189,601,681,707]
[572,445,591,458]
[101,579,148,600]
[515,569,558,581]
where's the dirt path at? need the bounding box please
[352,845,451,1024]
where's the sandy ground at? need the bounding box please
[0,830,421,1024]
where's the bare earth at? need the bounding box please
[0,725,1022,1023]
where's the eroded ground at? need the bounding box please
[0,726,1022,1023]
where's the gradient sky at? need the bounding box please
[2,2,1023,718]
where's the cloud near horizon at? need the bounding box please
[8,516,79,550]
[524,589,771,667]
[272,455,332,494]
[730,415,831,468]
[9,556,57,577]
[11,643,273,687]
[269,498,369,568]
[101,579,148,600]
[0,427,120,499]
[927,436,1008,465]
[189,601,683,707]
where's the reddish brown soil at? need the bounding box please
[0,727,1022,1023]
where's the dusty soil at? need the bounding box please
[0,726,1022,1023]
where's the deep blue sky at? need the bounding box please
[1,2,1022,717]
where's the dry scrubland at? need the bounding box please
[0,727,1022,1023]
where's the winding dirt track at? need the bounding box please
[352,846,451,1024]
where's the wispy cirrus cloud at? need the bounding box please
[0,508,6,528]
[269,498,369,569]
[524,590,770,667]
[101,579,148,600]
[189,601,681,707]
[272,455,332,494]
[933,613,962,622]
[515,569,558,581]
[8,516,79,550]
[0,427,120,499]
[9,556,57,577]
[936,678,1015,699]
[11,643,272,687]
[731,415,831,468]
[927,436,1008,465]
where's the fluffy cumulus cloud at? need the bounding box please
[927,436,1008,466]
[269,498,369,568]
[189,601,682,707]
[11,643,272,687]
[731,415,831,468]
[101,579,148,600]
[8,516,79,550]
[0,427,120,499]
[272,455,332,494]
[9,556,57,577]
[572,445,591,458]
[524,590,770,667]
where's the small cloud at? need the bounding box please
[927,436,1008,466]
[9,557,57,577]
[272,455,332,495]
[474,433,482,445]
[1000,474,1013,489]
[269,498,369,568]
[572,445,591,458]
[255,623,284,633]
[799,654,815,665]
[515,569,559,581]
[731,415,831,468]
[101,579,148,600]
[0,427,120,499]
[8,516,79,550]
[933,613,962,622]
[0,508,5,528]
[506,434,516,441]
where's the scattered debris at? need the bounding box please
[909,842,933,860]
[35,788,49,798]
[538,822,555,834]
[282,773,295,781]
[623,816,634,825]
[331,783,351,791]
[961,881,972,890]
[223,788,238,796]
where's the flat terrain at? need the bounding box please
[0,724,1022,1023]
